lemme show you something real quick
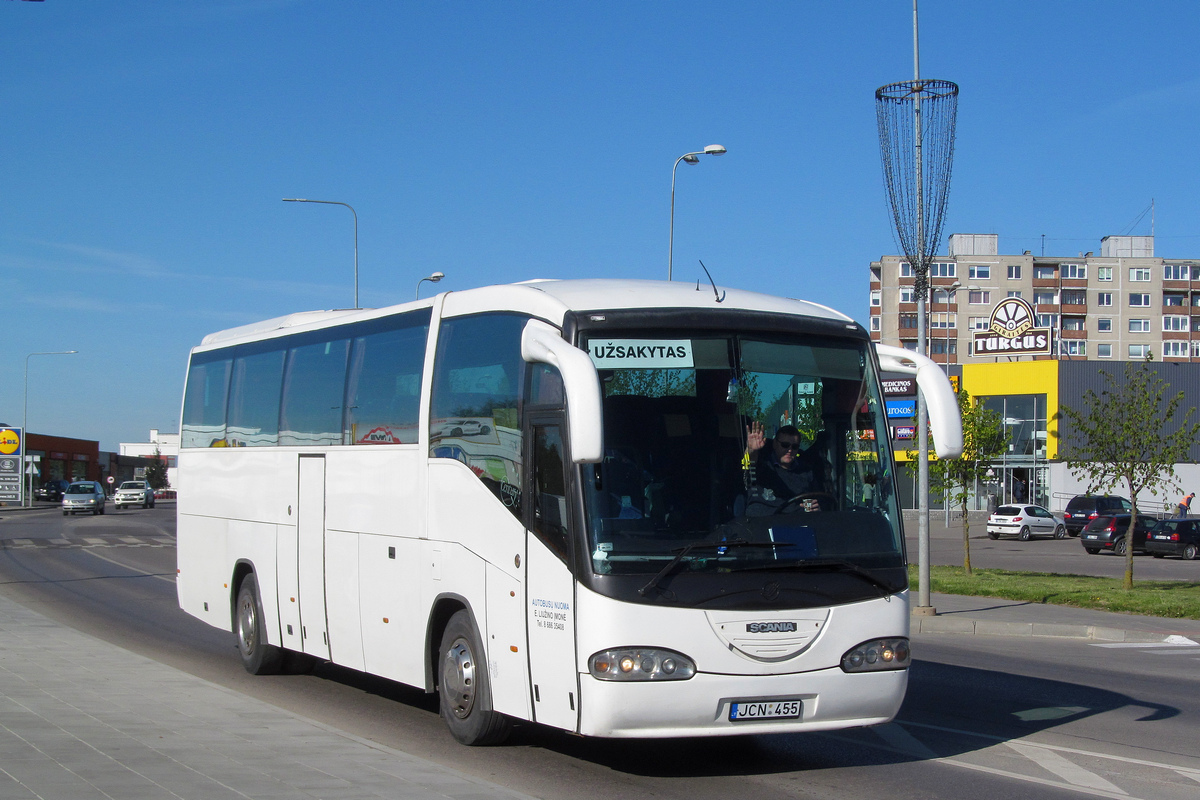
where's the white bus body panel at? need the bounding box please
[524,535,578,730]
[573,586,909,737]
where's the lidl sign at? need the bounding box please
[972,297,1051,356]
[0,428,20,455]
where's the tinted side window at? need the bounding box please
[280,337,351,446]
[430,313,527,517]
[182,356,231,448]
[228,348,285,446]
[346,315,430,444]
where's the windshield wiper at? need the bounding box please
[746,558,898,597]
[637,539,783,597]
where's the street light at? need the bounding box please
[944,280,961,369]
[23,350,77,507]
[416,271,444,300]
[668,144,727,281]
[283,198,359,309]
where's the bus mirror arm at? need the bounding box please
[875,344,964,459]
[521,319,605,463]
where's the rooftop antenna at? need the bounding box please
[875,0,959,616]
[696,260,725,303]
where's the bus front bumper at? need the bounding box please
[576,665,907,738]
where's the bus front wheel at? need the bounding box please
[235,575,282,675]
[439,610,511,745]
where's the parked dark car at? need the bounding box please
[1079,514,1156,555]
[1063,495,1132,537]
[34,479,70,502]
[1145,518,1200,560]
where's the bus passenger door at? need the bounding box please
[524,422,579,732]
[297,454,330,659]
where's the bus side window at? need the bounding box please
[533,425,570,561]
[182,356,231,448]
[346,316,429,445]
[227,347,285,447]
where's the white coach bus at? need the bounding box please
[176,278,961,745]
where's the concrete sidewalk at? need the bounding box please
[912,591,1200,642]
[0,594,534,800]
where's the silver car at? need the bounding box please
[62,480,107,516]
[986,504,1065,540]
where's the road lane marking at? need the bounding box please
[1092,636,1197,648]
[872,722,939,758]
[1006,742,1126,793]
[79,547,176,585]
[1012,706,1089,721]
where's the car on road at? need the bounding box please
[987,504,1066,540]
[1079,514,1156,555]
[61,480,107,516]
[1062,495,1132,537]
[113,480,155,510]
[1145,517,1200,560]
[34,479,70,502]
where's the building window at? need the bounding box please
[1007,291,1022,298]
[1165,264,1189,281]
[870,316,881,332]
[1061,289,1087,305]
[930,262,956,278]
[1007,264,1022,280]
[1097,318,1112,332]
[1096,292,1113,306]
[1033,291,1058,305]
[1097,343,1113,358]
[1097,266,1113,281]
[1036,313,1058,328]
[1060,340,1086,357]
[1129,319,1151,333]
[900,288,915,303]
[969,265,990,279]
[899,315,918,329]
[1129,344,1150,359]
[1193,265,1200,281]
[931,288,954,304]
[1163,341,1190,358]
[1192,341,1200,358]
[929,340,957,355]
[968,290,990,304]
[930,313,956,329]
[1163,315,1189,332]
[1062,317,1085,331]
[1033,265,1056,280]
[1164,293,1186,306]
[902,341,918,352]
[1130,267,1151,282]
[1130,293,1151,307]
[968,316,989,331]
[899,262,912,277]
[1061,263,1086,279]
[870,289,881,307]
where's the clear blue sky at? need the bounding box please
[3,1,1199,450]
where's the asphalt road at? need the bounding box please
[1,503,1198,800]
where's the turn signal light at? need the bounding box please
[841,638,911,673]
[589,648,696,681]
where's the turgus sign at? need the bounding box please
[972,296,1051,356]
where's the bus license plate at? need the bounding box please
[729,699,801,722]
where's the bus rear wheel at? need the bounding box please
[235,575,282,675]
[439,610,511,746]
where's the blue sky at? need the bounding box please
[3,0,1199,450]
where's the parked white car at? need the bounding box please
[986,504,1066,540]
[114,480,155,510]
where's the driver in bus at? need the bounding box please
[745,422,828,512]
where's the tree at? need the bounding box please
[1060,359,1199,589]
[912,390,1007,574]
[145,446,170,491]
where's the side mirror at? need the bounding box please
[521,319,604,463]
[874,344,963,459]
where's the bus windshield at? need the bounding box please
[582,331,901,578]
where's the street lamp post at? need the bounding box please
[23,350,78,507]
[668,144,726,281]
[944,280,961,369]
[283,198,359,309]
[416,271,444,300]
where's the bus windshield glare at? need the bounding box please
[582,332,901,578]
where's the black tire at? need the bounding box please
[143,499,149,509]
[1054,525,1067,540]
[235,575,282,675]
[1018,526,1031,542]
[92,508,99,516]
[1085,547,1100,555]
[62,510,68,517]
[99,506,104,515]
[1114,538,1128,557]
[987,531,999,540]
[1184,543,1198,561]
[1152,553,1165,558]
[438,609,511,745]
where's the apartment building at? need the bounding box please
[869,234,1200,363]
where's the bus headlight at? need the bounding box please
[841,638,910,672]
[589,648,696,681]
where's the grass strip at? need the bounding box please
[909,564,1200,620]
